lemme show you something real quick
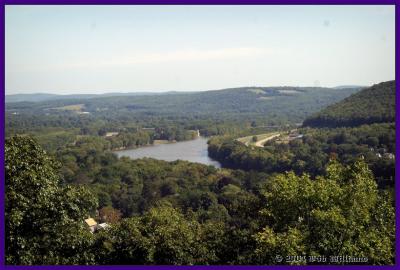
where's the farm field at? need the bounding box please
[236,131,281,147]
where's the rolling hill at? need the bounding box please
[303,80,395,128]
[6,86,362,124]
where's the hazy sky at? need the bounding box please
[6,5,395,95]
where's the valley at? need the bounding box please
[5,4,395,266]
[5,81,395,265]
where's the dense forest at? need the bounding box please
[6,136,395,265]
[303,81,395,128]
[208,123,395,187]
[5,81,395,265]
[6,86,360,152]
[208,81,395,187]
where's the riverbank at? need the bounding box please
[111,137,196,152]
[109,129,200,152]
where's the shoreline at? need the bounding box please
[111,136,204,152]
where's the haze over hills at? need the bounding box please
[333,85,367,89]
[5,91,178,103]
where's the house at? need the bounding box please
[85,217,111,233]
[85,218,98,233]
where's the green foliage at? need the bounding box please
[304,81,395,128]
[4,81,395,265]
[6,86,361,149]
[208,123,395,186]
[94,203,224,265]
[5,136,98,265]
[254,227,306,265]
[5,136,395,265]
[254,159,394,265]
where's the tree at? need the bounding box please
[366,136,379,148]
[254,159,394,265]
[5,136,98,265]
[94,203,222,265]
[98,206,122,224]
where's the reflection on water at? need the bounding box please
[113,137,221,167]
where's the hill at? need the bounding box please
[303,80,395,128]
[5,85,362,150]
[6,86,361,123]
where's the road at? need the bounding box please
[254,133,281,147]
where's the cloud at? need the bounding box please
[62,47,276,70]
[7,46,286,74]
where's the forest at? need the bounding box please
[5,81,395,265]
[6,86,360,152]
[208,81,395,187]
[303,81,395,128]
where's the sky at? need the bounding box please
[5,5,395,95]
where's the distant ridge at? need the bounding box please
[333,85,366,89]
[6,86,363,128]
[6,85,360,103]
[5,91,178,103]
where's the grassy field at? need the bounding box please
[236,132,280,147]
[247,88,266,94]
[53,104,85,111]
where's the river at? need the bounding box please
[113,137,221,167]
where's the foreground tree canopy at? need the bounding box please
[5,136,98,264]
[5,136,394,265]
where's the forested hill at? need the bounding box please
[303,80,395,128]
[6,86,361,123]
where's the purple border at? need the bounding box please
[395,2,399,269]
[0,1,398,269]
[1,0,398,4]
[1,1,5,268]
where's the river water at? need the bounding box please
[113,137,221,167]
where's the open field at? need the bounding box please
[53,104,85,111]
[247,88,266,94]
[236,132,280,147]
[254,133,281,147]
